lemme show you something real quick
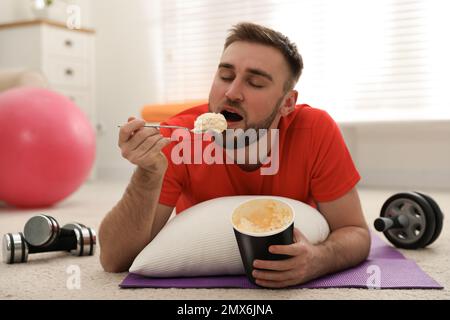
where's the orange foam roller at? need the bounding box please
[141,101,206,122]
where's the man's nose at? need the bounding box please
[225,79,244,102]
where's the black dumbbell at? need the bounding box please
[374,192,444,249]
[2,214,96,264]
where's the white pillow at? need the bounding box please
[129,196,330,277]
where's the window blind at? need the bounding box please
[159,0,450,121]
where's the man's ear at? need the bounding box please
[280,90,298,117]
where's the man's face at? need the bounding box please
[208,41,292,131]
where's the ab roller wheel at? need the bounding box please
[374,192,444,249]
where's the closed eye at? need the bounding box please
[249,81,264,88]
[220,76,234,82]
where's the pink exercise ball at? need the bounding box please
[0,87,96,208]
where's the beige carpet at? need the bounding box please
[0,179,448,300]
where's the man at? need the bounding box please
[99,22,370,288]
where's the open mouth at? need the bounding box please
[221,110,244,122]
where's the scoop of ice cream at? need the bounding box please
[232,199,293,233]
[192,112,227,133]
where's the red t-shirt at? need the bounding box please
[159,104,360,214]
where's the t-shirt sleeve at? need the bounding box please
[310,111,360,202]
[157,126,186,207]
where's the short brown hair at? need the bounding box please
[224,22,303,91]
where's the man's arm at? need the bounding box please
[252,187,371,288]
[99,168,174,273]
[98,117,174,273]
[311,187,371,276]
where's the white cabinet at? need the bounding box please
[0,19,97,179]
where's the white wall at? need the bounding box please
[0,0,93,27]
[341,122,450,190]
[0,0,33,22]
[91,0,165,179]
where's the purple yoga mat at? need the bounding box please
[120,234,443,289]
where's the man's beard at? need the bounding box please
[208,95,284,149]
